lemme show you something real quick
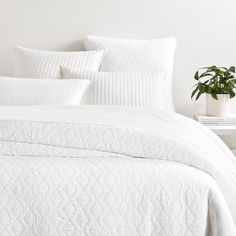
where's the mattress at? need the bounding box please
[0,105,235,236]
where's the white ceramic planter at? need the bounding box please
[206,94,230,117]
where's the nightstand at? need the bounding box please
[204,125,236,155]
[193,115,236,154]
[203,125,236,136]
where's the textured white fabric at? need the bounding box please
[0,106,235,235]
[14,46,105,79]
[61,67,166,108]
[0,77,90,105]
[0,156,232,236]
[84,35,176,110]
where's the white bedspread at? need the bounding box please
[0,105,235,236]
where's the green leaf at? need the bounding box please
[195,91,202,100]
[211,93,218,100]
[191,86,199,99]
[229,90,236,98]
[194,71,199,80]
[199,73,212,79]
[221,67,228,70]
[229,66,236,73]
[207,87,212,94]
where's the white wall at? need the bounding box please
[1,0,236,117]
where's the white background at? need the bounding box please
[0,0,236,117]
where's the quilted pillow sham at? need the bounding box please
[84,35,176,110]
[14,46,105,79]
[0,77,90,106]
[61,66,166,108]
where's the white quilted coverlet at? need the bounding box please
[0,105,235,236]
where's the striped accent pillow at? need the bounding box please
[14,46,105,79]
[61,66,166,108]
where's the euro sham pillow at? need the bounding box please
[14,46,105,79]
[0,77,90,106]
[61,66,166,108]
[84,35,176,110]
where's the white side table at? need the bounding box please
[194,121,236,154]
[203,125,236,136]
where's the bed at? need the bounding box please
[0,105,235,235]
[1,35,236,235]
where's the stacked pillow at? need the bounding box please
[14,46,105,79]
[0,47,105,105]
[68,35,176,110]
[3,36,176,108]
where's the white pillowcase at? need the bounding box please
[14,46,105,79]
[0,77,90,106]
[61,66,166,108]
[84,35,176,110]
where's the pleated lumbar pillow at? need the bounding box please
[61,66,167,109]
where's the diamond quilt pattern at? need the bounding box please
[0,106,235,235]
[0,157,226,236]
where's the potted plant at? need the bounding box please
[191,65,236,116]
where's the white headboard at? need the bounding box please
[1,0,236,116]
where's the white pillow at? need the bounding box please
[84,35,176,110]
[0,77,90,106]
[61,66,166,108]
[14,46,105,79]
